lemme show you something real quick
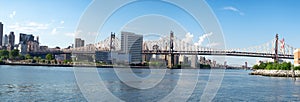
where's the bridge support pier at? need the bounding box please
[168,31,175,68]
[274,34,279,62]
[167,54,175,68]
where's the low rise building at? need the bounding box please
[55,54,71,61]
[18,33,39,55]
[27,41,39,52]
[40,46,49,52]
[95,51,112,64]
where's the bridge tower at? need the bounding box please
[168,31,175,68]
[274,34,279,62]
[110,32,116,51]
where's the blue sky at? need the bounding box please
[206,0,300,49]
[1,0,299,65]
[0,0,91,48]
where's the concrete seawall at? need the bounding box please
[250,70,300,77]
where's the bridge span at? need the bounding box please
[142,50,294,59]
[28,32,296,68]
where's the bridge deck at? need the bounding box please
[142,50,294,59]
[28,50,294,59]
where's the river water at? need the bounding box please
[0,65,300,101]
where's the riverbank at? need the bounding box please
[249,69,300,77]
[0,62,153,68]
[0,62,236,69]
[0,62,232,69]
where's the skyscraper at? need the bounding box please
[0,22,3,46]
[8,32,15,46]
[75,38,85,48]
[8,32,15,50]
[121,31,143,63]
[3,34,8,46]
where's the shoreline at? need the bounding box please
[249,69,300,77]
[0,63,151,69]
[0,63,233,69]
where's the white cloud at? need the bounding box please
[87,32,98,36]
[65,30,82,37]
[9,11,16,19]
[223,6,244,16]
[27,22,49,30]
[51,26,64,35]
[8,21,50,33]
[194,32,213,46]
[206,42,220,47]
[47,20,65,34]
[182,32,194,44]
[65,32,75,37]
[223,6,239,12]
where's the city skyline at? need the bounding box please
[1,1,300,101]
[0,0,91,48]
[0,0,299,48]
[1,0,300,66]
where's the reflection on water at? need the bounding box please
[0,65,300,101]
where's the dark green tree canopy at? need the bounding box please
[46,53,54,60]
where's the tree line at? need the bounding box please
[0,49,72,64]
[0,49,21,60]
[253,61,300,70]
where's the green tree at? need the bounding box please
[0,50,3,56]
[254,61,294,70]
[258,62,267,69]
[9,49,19,59]
[294,66,300,70]
[33,56,38,60]
[0,57,3,63]
[46,53,54,60]
[0,50,9,59]
[63,60,69,64]
[19,55,25,60]
[266,64,273,70]
[33,56,41,63]
[253,65,259,69]
[25,54,32,60]
[3,50,9,59]
[41,59,46,63]
[272,63,279,70]
[281,62,291,70]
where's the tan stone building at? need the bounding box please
[294,49,300,66]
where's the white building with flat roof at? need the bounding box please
[121,31,143,64]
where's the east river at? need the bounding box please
[0,65,300,101]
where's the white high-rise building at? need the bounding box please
[190,55,198,68]
[121,31,143,64]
